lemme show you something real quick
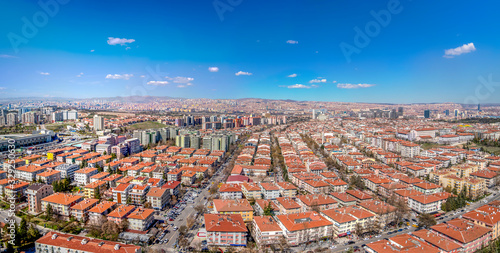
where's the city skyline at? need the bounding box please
[1,1,500,103]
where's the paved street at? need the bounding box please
[154,162,227,252]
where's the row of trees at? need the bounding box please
[4,217,41,251]
[52,178,73,192]
[87,216,129,241]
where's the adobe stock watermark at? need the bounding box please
[5,138,17,246]
[339,0,405,63]
[7,0,70,53]
[464,74,500,105]
[213,0,243,22]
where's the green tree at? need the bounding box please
[18,217,28,244]
[94,187,101,199]
[263,202,274,216]
[46,204,53,220]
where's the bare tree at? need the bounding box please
[277,235,290,252]
[186,214,196,229]
[310,200,321,213]
[118,218,129,232]
[193,240,202,252]
[194,204,207,214]
[354,222,364,237]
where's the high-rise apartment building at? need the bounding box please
[93,115,104,130]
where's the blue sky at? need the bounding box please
[1,0,500,103]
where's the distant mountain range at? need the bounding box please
[1,96,499,106]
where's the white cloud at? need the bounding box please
[90,49,95,52]
[235,71,252,76]
[168,76,194,83]
[0,54,17,58]
[105,74,133,80]
[309,78,327,83]
[444,43,476,58]
[147,81,169,86]
[0,87,6,90]
[337,83,375,89]
[287,73,297,78]
[332,80,337,83]
[177,84,186,88]
[107,37,135,46]
[140,75,146,78]
[288,84,311,89]
[76,72,84,77]
[40,72,50,75]
[208,67,219,72]
[286,40,298,44]
[125,47,131,50]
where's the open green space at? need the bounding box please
[127,121,167,130]
[421,142,442,150]
[45,123,75,132]
[476,145,500,155]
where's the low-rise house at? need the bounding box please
[358,200,396,225]
[204,213,248,247]
[413,182,443,194]
[330,192,357,207]
[463,205,500,239]
[41,193,83,217]
[252,216,284,246]
[321,206,376,237]
[408,192,452,214]
[112,183,133,204]
[325,178,349,193]
[470,170,499,188]
[275,211,333,246]
[54,164,79,179]
[296,194,338,212]
[83,180,107,199]
[107,204,136,224]
[254,199,279,216]
[260,182,280,199]
[346,189,373,203]
[146,187,170,211]
[70,198,99,222]
[240,183,262,200]
[126,208,155,231]
[411,229,462,253]
[219,183,243,199]
[213,199,253,222]
[74,167,98,186]
[161,180,181,197]
[26,183,53,214]
[431,218,492,253]
[365,233,441,253]
[14,164,46,182]
[90,172,110,183]
[275,197,301,215]
[129,185,150,205]
[277,182,298,198]
[88,201,117,225]
[5,181,30,201]
[35,232,141,253]
[36,170,61,185]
